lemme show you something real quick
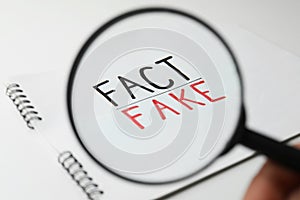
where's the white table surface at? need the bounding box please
[1,1,300,199]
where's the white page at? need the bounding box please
[3,24,300,200]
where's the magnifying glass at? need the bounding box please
[67,7,300,184]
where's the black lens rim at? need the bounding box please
[66,7,245,185]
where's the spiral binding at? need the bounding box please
[6,83,42,129]
[58,151,104,200]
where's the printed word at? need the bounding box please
[120,80,225,129]
[93,55,226,130]
[93,56,190,106]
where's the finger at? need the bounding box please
[288,185,300,200]
[244,159,300,200]
[244,143,300,200]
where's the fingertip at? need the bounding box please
[244,160,300,200]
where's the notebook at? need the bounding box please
[3,22,300,200]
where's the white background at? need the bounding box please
[1,1,300,199]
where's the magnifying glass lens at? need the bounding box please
[68,8,243,183]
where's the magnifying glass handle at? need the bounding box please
[240,129,300,171]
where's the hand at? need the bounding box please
[244,159,300,200]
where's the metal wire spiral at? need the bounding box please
[58,151,104,200]
[6,83,42,129]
